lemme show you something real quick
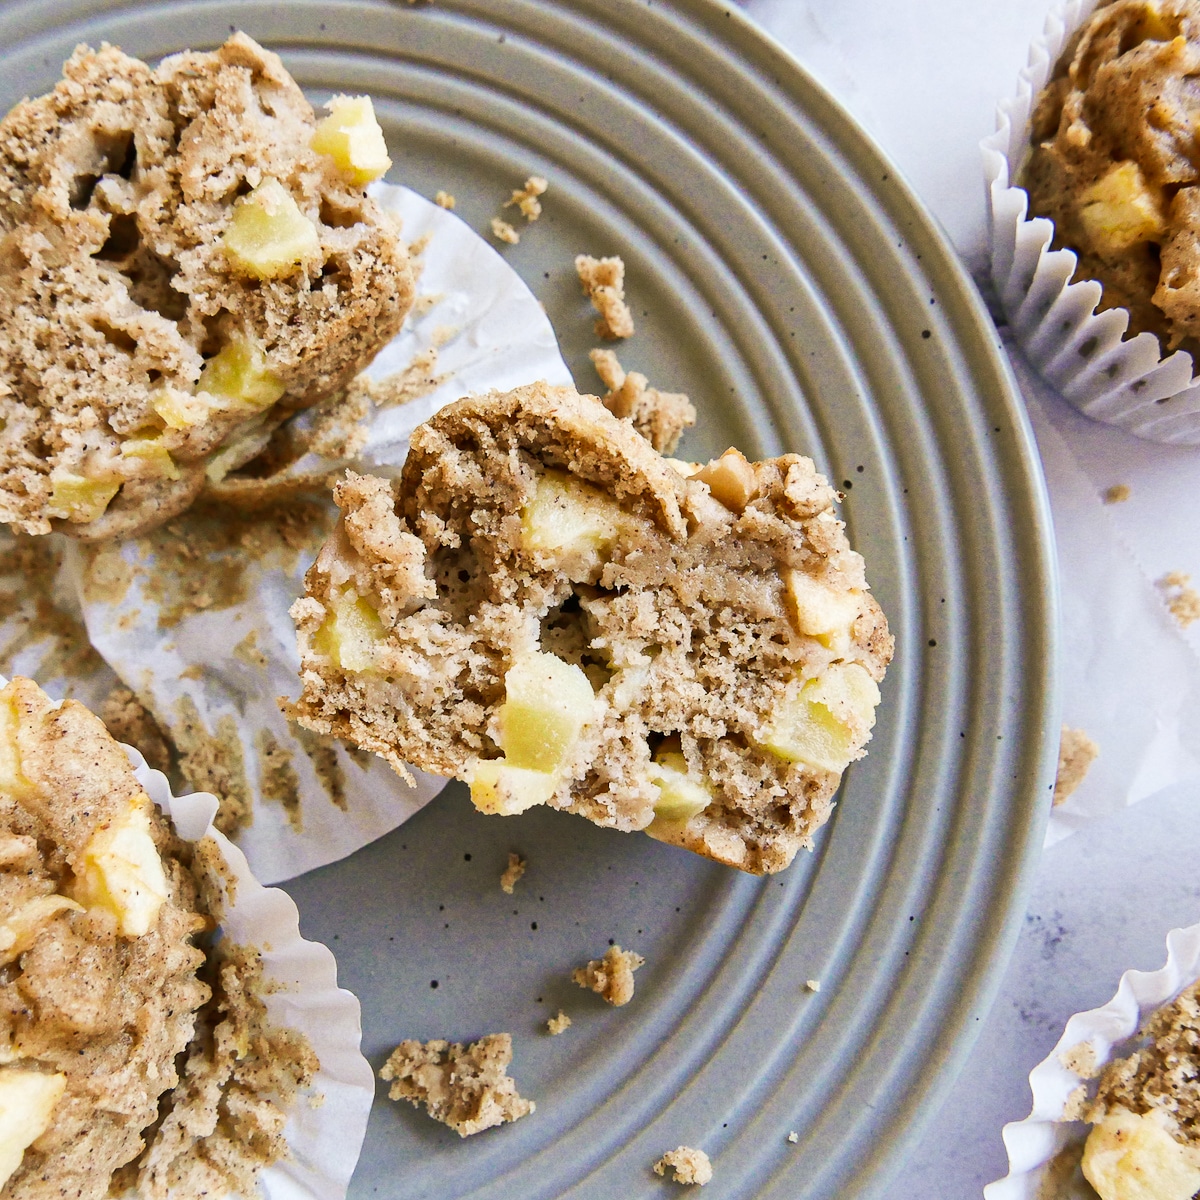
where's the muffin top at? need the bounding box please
[1024,0,1200,349]
[0,33,413,540]
[289,383,892,875]
[0,675,209,1198]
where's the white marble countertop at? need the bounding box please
[739,1,1200,1194]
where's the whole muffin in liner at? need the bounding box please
[0,674,374,1199]
[984,0,1200,444]
[985,918,1200,1198]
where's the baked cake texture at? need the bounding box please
[1024,0,1200,348]
[1082,980,1200,1198]
[289,383,892,875]
[379,1033,534,1137]
[0,33,413,540]
[0,676,319,1197]
[0,676,207,1196]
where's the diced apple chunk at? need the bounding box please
[223,178,321,278]
[0,1068,67,1188]
[0,691,30,799]
[648,751,712,822]
[313,590,386,673]
[197,338,286,411]
[45,470,120,523]
[1078,161,1167,256]
[0,895,83,966]
[784,570,863,650]
[756,663,881,773]
[1083,1106,1200,1200]
[466,760,559,816]
[121,433,181,480]
[71,793,169,938]
[311,95,391,184]
[520,470,625,562]
[496,651,596,774]
[152,385,215,431]
[695,448,757,513]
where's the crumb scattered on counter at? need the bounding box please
[588,347,694,454]
[434,190,456,209]
[1054,726,1099,807]
[575,253,634,338]
[1157,571,1200,629]
[1103,483,1131,504]
[500,852,526,894]
[805,979,821,993]
[491,216,520,245]
[546,1011,572,1036]
[379,1033,534,1136]
[572,945,644,1007]
[653,1146,713,1186]
[505,175,547,221]
[787,1131,799,1144]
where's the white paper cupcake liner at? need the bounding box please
[984,919,1200,1198]
[982,0,1200,445]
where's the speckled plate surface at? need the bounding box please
[0,1,1058,1196]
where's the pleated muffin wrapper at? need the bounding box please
[985,919,1200,1198]
[983,0,1200,445]
[55,182,572,885]
[124,739,375,1199]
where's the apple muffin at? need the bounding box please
[0,676,319,1198]
[1023,0,1200,349]
[0,33,413,540]
[0,675,208,1195]
[1079,979,1200,1199]
[289,383,892,875]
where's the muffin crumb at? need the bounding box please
[379,1033,534,1136]
[1060,1041,1100,1079]
[589,347,695,453]
[787,1131,799,1144]
[653,1146,712,1186]
[500,852,526,894]
[575,254,635,338]
[572,945,644,1007]
[491,216,520,245]
[805,979,821,993]
[99,684,173,775]
[434,190,456,209]
[1103,483,1131,504]
[546,1010,572,1036]
[1157,571,1200,629]
[505,175,547,221]
[1054,726,1099,806]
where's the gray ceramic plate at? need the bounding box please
[0,2,1059,1196]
